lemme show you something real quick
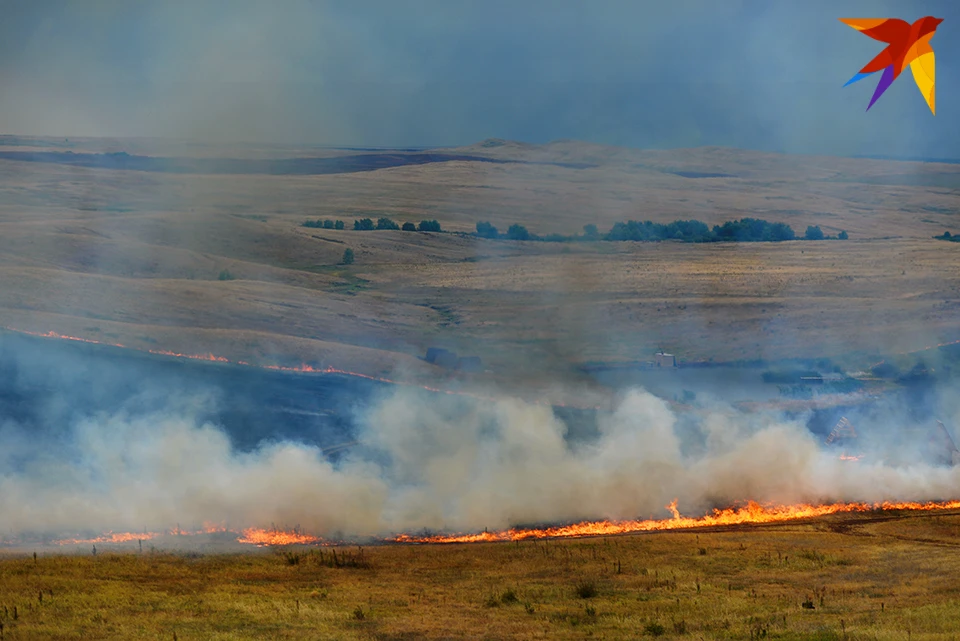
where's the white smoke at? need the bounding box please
[2,385,959,540]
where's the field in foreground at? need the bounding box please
[3,511,960,640]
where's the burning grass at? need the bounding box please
[2,510,960,639]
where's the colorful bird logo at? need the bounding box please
[840,16,942,114]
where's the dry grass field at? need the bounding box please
[3,511,960,640]
[0,136,958,393]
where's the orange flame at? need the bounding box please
[389,499,960,544]
[237,528,322,546]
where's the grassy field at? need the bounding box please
[0,137,958,395]
[2,511,960,640]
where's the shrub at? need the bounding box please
[376,217,399,230]
[476,221,499,238]
[500,588,518,604]
[506,223,531,241]
[418,219,442,232]
[323,219,335,229]
[354,218,374,231]
[644,622,666,636]
[341,248,355,265]
[218,269,235,281]
[838,230,848,240]
[575,581,597,599]
[583,223,599,239]
[334,220,345,230]
[805,225,825,240]
[402,222,416,231]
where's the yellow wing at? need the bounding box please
[908,34,936,115]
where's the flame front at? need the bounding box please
[390,499,960,544]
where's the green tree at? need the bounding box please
[506,223,530,241]
[354,218,374,231]
[334,220,345,230]
[418,220,442,232]
[805,225,825,240]
[402,221,416,231]
[376,217,400,230]
[341,248,355,265]
[838,230,848,240]
[582,224,599,239]
[476,221,498,238]
[322,219,335,229]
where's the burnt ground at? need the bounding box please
[0,332,602,456]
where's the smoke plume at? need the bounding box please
[2,376,958,540]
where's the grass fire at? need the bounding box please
[5,3,960,636]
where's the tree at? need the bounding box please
[402,221,416,231]
[322,219,335,229]
[418,220,442,232]
[582,224,599,240]
[341,248,355,265]
[476,221,498,238]
[838,230,848,240]
[506,223,531,241]
[334,220,345,230]
[354,218,374,231]
[376,217,400,230]
[804,225,825,240]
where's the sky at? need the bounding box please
[0,0,956,158]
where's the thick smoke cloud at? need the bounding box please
[0,0,956,157]
[3,382,958,540]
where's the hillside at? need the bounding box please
[0,136,958,392]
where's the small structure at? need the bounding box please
[655,351,676,368]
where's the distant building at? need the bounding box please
[655,352,676,368]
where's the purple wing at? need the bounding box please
[866,65,895,111]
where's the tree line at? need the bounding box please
[476,218,848,243]
[303,217,441,232]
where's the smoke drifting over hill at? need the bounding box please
[2,335,958,541]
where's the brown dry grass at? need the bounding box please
[3,511,960,639]
[0,138,958,392]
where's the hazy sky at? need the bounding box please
[0,0,956,157]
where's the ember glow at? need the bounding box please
[389,499,960,544]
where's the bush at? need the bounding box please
[583,223,599,239]
[341,248,354,265]
[218,269,235,281]
[302,219,323,228]
[376,217,399,230]
[574,581,597,599]
[354,218,374,231]
[506,223,531,241]
[838,230,848,240]
[402,222,416,231]
[418,219,442,232]
[334,220,345,230]
[644,622,666,636]
[476,221,498,238]
[805,225,825,240]
[323,219,335,229]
